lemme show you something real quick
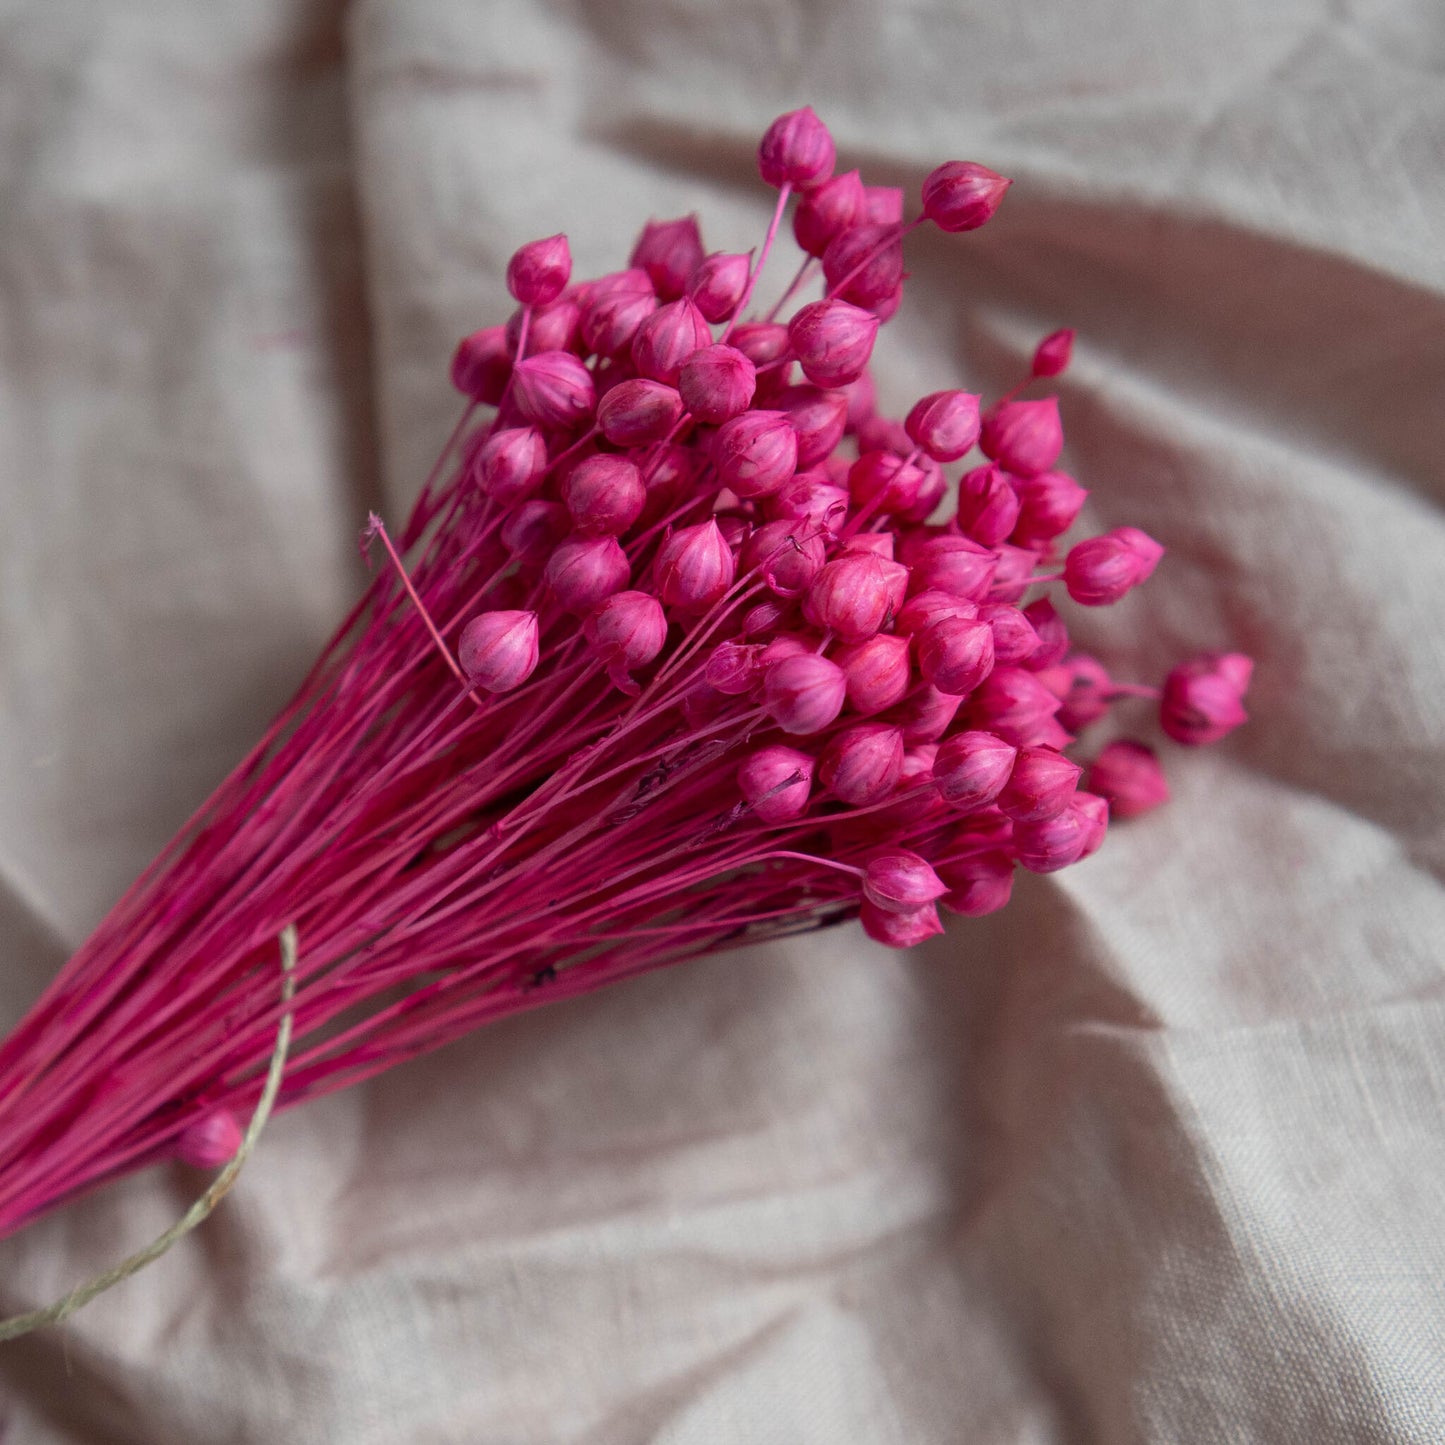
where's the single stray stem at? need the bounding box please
[0,926,297,1343]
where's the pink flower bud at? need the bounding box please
[965,667,1063,746]
[909,535,997,602]
[1014,796,1096,874]
[738,745,816,823]
[596,378,685,447]
[764,653,848,734]
[842,531,894,560]
[507,295,583,357]
[584,589,667,680]
[758,106,836,190]
[847,450,930,516]
[953,464,1020,547]
[511,351,596,428]
[544,534,630,614]
[1012,470,1088,547]
[506,233,572,307]
[458,609,541,693]
[451,325,511,404]
[980,398,1063,478]
[998,745,1082,822]
[1064,527,1164,606]
[472,426,549,505]
[765,471,850,532]
[906,390,983,462]
[805,552,901,642]
[561,454,645,536]
[986,544,1038,605]
[860,900,945,948]
[934,730,1018,811]
[741,600,788,637]
[501,499,569,563]
[921,161,1011,232]
[918,615,996,696]
[1021,598,1069,669]
[177,1110,242,1168]
[820,723,905,805]
[896,589,977,637]
[631,297,712,386]
[1037,655,1113,733]
[582,286,658,358]
[1087,740,1170,818]
[794,170,866,259]
[655,518,736,612]
[630,215,705,300]
[741,520,826,597]
[1160,653,1252,746]
[788,299,880,389]
[821,224,904,309]
[1032,328,1074,378]
[862,848,948,913]
[1075,792,1109,857]
[687,251,752,323]
[900,464,949,524]
[713,410,799,498]
[776,385,849,469]
[834,633,913,715]
[939,852,1014,917]
[893,683,964,745]
[679,343,756,423]
[977,602,1041,666]
[726,323,788,369]
[704,639,763,696]
[863,185,904,224]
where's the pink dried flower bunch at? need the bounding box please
[0,108,1249,1239]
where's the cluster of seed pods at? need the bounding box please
[421,107,1250,949]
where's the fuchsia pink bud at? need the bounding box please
[766,471,849,531]
[1021,598,1069,669]
[763,653,848,734]
[834,633,912,715]
[917,615,996,695]
[451,325,511,405]
[987,544,1037,604]
[545,535,630,614]
[998,745,1083,822]
[965,667,1064,746]
[980,398,1063,477]
[713,410,799,498]
[862,849,948,913]
[758,106,836,190]
[501,499,568,563]
[822,225,904,309]
[706,640,764,695]
[805,552,905,642]
[860,900,945,948]
[894,590,973,637]
[1012,470,1088,547]
[177,1110,242,1168]
[820,724,905,804]
[863,185,904,225]
[741,520,826,597]
[562,454,646,535]
[793,170,865,257]
[957,464,1022,545]
[906,390,983,462]
[938,853,1014,917]
[472,427,548,504]
[679,343,757,423]
[458,609,541,693]
[1088,740,1171,818]
[921,161,1011,232]
[1013,794,1104,874]
[1032,328,1074,378]
[511,351,596,428]
[582,284,658,358]
[1075,792,1109,857]
[738,745,815,823]
[508,295,583,357]
[788,299,880,388]
[847,450,931,515]
[777,386,849,468]
[506,234,572,307]
[597,378,685,446]
[729,322,791,368]
[687,251,751,323]
[631,297,712,385]
[584,589,667,684]
[977,602,1041,665]
[1160,653,1253,746]
[630,216,705,300]
[909,535,997,602]
[655,519,736,612]
[1038,655,1113,732]
[934,731,1017,811]
[1064,527,1164,606]
[893,684,964,745]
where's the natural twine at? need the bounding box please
[0,924,297,1342]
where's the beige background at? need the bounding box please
[2,0,1444,1439]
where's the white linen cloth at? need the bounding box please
[1,0,1443,1439]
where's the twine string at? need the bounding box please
[0,925,297,1343]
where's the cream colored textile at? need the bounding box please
[2,0,1443,1440]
